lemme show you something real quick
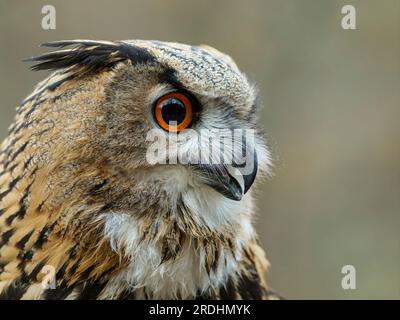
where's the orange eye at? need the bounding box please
[154,92,193,132]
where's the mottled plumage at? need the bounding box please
[0,40,275,299]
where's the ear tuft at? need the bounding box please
[24,40,156,76]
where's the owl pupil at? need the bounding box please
[161,98,186,125]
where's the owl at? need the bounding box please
[0,40,277,300]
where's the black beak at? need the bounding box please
[195,151,258,201]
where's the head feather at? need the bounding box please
[24,39,156,75]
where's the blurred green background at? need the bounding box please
[0,0,399,299]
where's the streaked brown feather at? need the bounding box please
[0,39,274,300]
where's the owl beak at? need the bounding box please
[196,151,258,201]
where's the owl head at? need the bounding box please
[24,40,271,238]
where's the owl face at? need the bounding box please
[100,42,269,193]
[27,40,271,231]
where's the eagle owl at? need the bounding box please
[0,40,276,300]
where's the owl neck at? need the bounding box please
[0,152,267,298]
[91,209,261,299]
